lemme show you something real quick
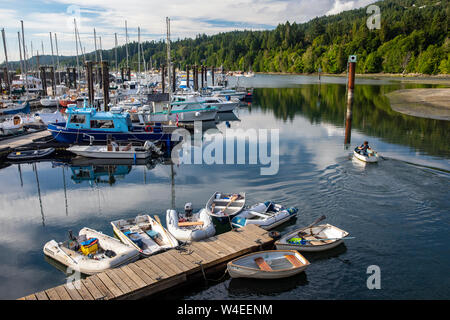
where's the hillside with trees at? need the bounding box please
[3,0,449,75]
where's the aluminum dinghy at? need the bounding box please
[111,215,178,257]
[227,250,310,279]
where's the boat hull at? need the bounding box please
[48,123,175,144]
[353,149,378,163]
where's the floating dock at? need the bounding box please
[0,130,53,156]
[18,224,275,300]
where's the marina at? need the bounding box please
[0,0,449,304]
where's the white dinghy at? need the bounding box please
[275,222,349,252]
[43,227,140,275]
[166,205,216,242]
[67,140,162,159]
[111,215,179,257]
[205,192,246,223]
[227,250,310,279]
[353,147,379,163]
[231,201,298,230]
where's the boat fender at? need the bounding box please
[144,125,153,133]
[268,231,281,240]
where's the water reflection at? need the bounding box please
[253,85,450,157]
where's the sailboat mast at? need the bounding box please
[1,29,10,91]
[74,18,80,89]
[17,32,25,87]
[54,33,61,84]
[166,17,172,106]
[49,32,57,91]
[114,33,118,72]
[94,28,98,63]
[138,26,141,76]
[125,20,129,69]
[21,21,29,96]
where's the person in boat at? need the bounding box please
[184,202,193,218]
[110,138,119,151]
[357,141,371,156]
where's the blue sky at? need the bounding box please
[0,0,377,61]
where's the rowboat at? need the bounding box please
[7,147,55,161]
[111,215,179,257]
[353,147,379,163]
[227,250,310,279]
[67,141,161,159]
[275,224,349,252]
[166,208,216,242]
[43,227,140,275]
[205,192,246,223]
[0,115,24,136]
[231,201,298,230]
[40,97,59,107]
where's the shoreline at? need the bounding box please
[248,72,450,85]
[385,88,450,121]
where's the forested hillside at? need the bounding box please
[3,0,449,74]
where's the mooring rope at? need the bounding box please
[195,261,229,283]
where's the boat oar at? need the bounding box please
[297,215,326,236]
[153,215,174,246]
[292,237,355,243]
[219,194,239,215]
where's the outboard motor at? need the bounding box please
[184,202,193,217]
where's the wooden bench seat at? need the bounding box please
[178,221,204,227]
[254,257,273,271]
[284,255,303,268]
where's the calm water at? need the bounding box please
[0,75,449,300]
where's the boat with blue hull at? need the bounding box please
[0,101,30,115]
[47,106,177,144]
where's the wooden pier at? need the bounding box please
[18,224,275,300]
[0,130,52,156]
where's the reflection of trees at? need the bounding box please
[253,85,450,157]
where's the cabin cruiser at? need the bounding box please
[47,105,177,144]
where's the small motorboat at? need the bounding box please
[67,140,161,159]
[205,192,245,223]
[227,250,310,279]
[231,201,298,230]
[275,224,349,252]
[7,147,55,161]
[166,208,216,242]
[43,227,140,275]
[111,215,179,257]
[40,97,59,107]
[353,147,379,163]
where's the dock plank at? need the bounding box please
[150,254,180,276]
[141,258,171,279]
[96,272,124,298]
[34,291,49,300]
[128,261,157,285]
[73,281,95,300]
[104,269,133,295]
[120,265,148,288]
[44,287,61,300]
[82,278,107,300]
[23,294,37,300]
[113,268,141,291]
[88,275,115,300]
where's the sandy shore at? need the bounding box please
[386,88,450,121]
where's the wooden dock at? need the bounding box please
[0,130,52,156]
[18,224,275,300]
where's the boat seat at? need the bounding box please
[247,211,272,219]
[178,221,204,227]
[254,257,273,271]
[302,236,324,246]
[122,143,132,151]
[284,255,303,268]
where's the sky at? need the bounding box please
[0,0,377,62]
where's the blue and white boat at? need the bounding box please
[47,106,175,144]
[0,101,30,115]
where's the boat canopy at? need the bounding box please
[65,107,132,132]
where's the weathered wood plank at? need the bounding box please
[128,263,156,286]
[23,294,37,300]
[82,278,105,300]
[54,285,74,300]
[189,242,219,263]
[120,265,148,288]
[104,269,133,295]
[96,272,124,298]
[141,258,171,279]
[73,280,94,300]
[34,291,49,300]
[134,260,160,281]
[88,275,116,300]
[44,287,61,300]
[150,254,179,277]
[113,268,141,291]
[161,251,191,273]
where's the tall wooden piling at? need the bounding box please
[344,56,356,145]
[186,65,190,88]
[201,65,204,88]
[211,66,214,86]
[102,61,110,110]
[85,61,94,107]
[172,65,176,92]
[40,66,47,95]
[204,66,208,85]
[161,65,165,94]
[193,65,198,91]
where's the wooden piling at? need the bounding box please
[161,65,165,94]
[186,65,190,88]
[85,61,94,107]
[344,57,356,145]
[101,61,109,110]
